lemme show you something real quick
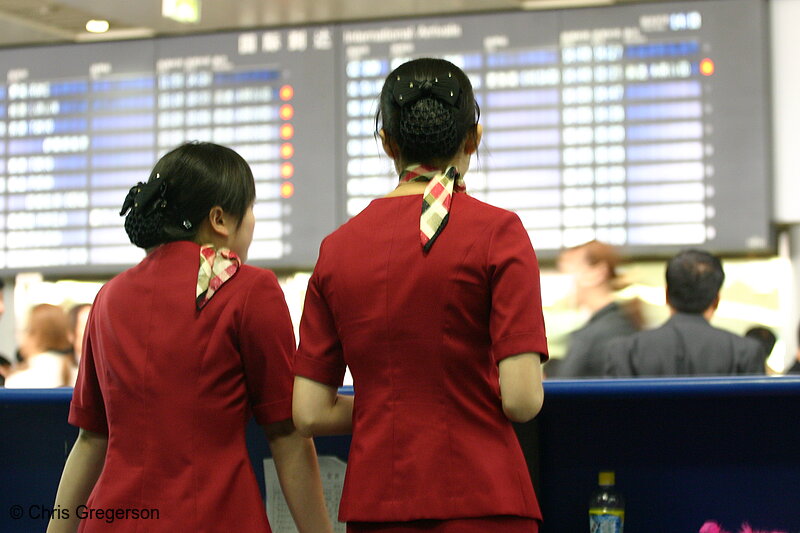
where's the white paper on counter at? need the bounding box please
[264,455,347,533]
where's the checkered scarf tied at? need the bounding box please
[196,245,241,310]
[398,163,465,252]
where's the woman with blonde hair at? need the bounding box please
[5,303,72,388]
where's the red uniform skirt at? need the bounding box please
[347,516,539,533]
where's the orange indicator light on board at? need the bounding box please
[280,124,295,140]
[280,182,295,198]
[279,85,294,101]
[281,162,294,179]
[279,104,294,120]
[700,58,715,76]
[280,143,294,159]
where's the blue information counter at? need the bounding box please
[1,376,798,532]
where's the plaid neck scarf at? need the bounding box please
[196,245,241,310]
[398,163,466,252]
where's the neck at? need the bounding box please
[385,180,428,198]
[669,307,714,321]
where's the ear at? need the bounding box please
[207,206,230,238]
[379,129,400,160]
[464,124,483,155]
[709,293,720,312]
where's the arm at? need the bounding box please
[292,376,353,438]
[486,213,548,423]
[498,352,544,423]
[265,419,334,533]
[47,428,107,533]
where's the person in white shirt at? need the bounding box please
[5,303,71,388]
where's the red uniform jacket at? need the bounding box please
[70,241,295,532]
[295,193,548,523]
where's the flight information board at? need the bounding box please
[339,0,771,258]
[0,0,772,274]
[0,26,337,273]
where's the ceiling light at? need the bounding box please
[75,27,157,42]
[85,19,110,33]
[162,0,201,23]
[521,0,615,10]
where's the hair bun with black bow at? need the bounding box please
[119,175,169,249]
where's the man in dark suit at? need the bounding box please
[604,249,765,377]
[554,240,640,378]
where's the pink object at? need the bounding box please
[740,524,787,533]
[700,521,730,533]
[700,522,787,533]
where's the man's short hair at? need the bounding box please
[745,326,776,359]
[665,249,724,314]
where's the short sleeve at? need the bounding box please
[239,271,296,426]
[294,263,347,388]
[488,212,549,363]
[69,305,109,435]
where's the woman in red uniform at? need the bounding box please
[48,142,332,533]
[293,58,548,532]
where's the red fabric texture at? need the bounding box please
[70,240,295,532]
[295,193,548,523]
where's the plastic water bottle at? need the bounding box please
[589,471,624,533]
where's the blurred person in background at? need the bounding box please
[604,249,765,377]
[0,278,11,386]
[66,303,92,387]
[744,325,777,374]
[553,240,641,378]
[786,322,800,375]
[5,303,72,388]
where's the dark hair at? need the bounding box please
[745,326,776,359]
[665,249,724,314]
[376,58,479,167]
[122,142,255,249]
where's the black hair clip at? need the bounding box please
[392,72,460,108]
[119,173,168,217]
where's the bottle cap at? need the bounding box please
[598,471,615,486]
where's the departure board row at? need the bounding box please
[0,0,771,274]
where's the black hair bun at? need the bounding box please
[119,178,170,249]
[124,209,166,249]
[398,98,459,162]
